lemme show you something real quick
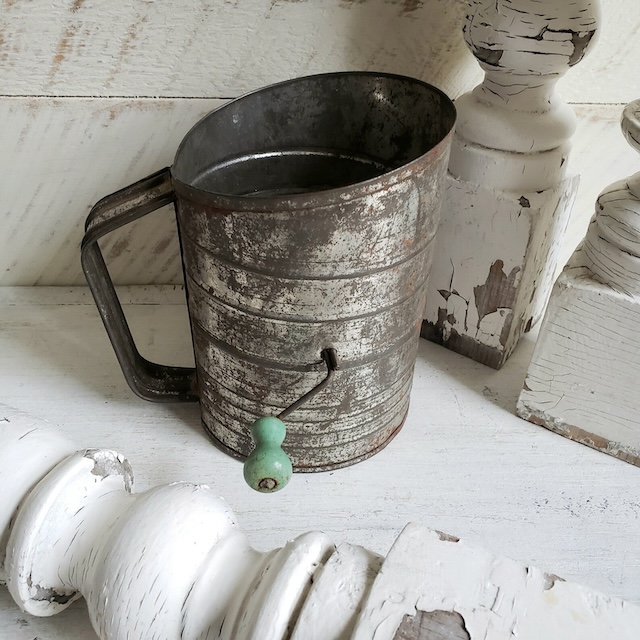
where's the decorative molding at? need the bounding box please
[518,98,640,466]
[2,404,640,639]
[423,0,599,368]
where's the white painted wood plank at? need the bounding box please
[2,285,640,639]
[1,0,636,103]
[0,0,481,99]
[0,97,223,286]
[1,100,636,287]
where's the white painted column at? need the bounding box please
[518,99,640,466]
[2,404,639,639]
[423,0,599,368]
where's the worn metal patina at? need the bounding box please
[82,72,455,472]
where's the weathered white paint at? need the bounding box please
[0,0,479,99]
[0,406,76,584]
[4,286,640,639]
[518,99,640,466]
[353,524,640,639]
[291,542,383,640]
[0,100,633,287]
[423,175,578,368]
[423,0,598,368]
[1,0,637,104]
[1,0,638,288]
[3,408,639,640]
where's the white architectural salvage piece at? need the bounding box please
[423,0,599,368]
[518,99,640,465]
[2,405,640,639]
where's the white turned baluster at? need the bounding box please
[0,407,76,585]
[582,100,640,295]
[518,99,640,467]
[3,404,640,640]
[423,0,599,368]
[0,406,381,640]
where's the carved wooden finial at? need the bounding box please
[423,0,600,369]
[450,0,599,191]
[582,99,640,295]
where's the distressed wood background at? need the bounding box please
[1,0,638,285]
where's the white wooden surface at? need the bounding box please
[1,0,639,287]
[2,286,640,638]
[1,0,636,103]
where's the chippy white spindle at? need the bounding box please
[423,0,599,368]
[518,99,640,466]
[2,405,639,640]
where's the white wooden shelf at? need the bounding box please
[1,285,639,638]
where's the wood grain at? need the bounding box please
[1,1,637,103]
[0,97,222,285]
[0,0,478,99]
[1,100,635,286]
[393,610,470,640]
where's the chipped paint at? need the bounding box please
[393,609,470,640]
[5,413,640,639]
[473,260,520,335]
[424,0,596,368]
[518,402,640,468]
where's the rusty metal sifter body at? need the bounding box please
[81,72,456,480]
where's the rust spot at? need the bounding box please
[70,0,85,11]
[49,25,77,79]
[473,260,520,328]
[393,609,470,640]
[3,0,17,7]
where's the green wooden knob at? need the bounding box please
[243,416,293,493]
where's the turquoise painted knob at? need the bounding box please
[243,417,293,493]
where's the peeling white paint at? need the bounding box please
[3,406,640,640]
[518,99,640,466]
[424,0,595,368]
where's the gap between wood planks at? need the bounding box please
[0,95,629,107]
